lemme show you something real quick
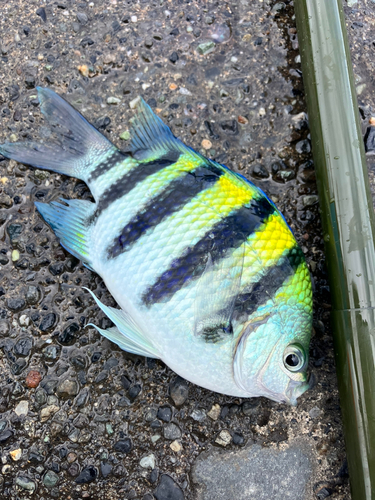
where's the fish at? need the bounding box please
[0,87,313,405]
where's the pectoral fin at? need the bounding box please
[193,247,244,343]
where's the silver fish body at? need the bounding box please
[0,88,313,404]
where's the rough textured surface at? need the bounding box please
[193,441,312,500]
[0,0,354,498]
[343,1,375,207]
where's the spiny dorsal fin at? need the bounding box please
[129,97,196,162]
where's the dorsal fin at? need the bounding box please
[129,97,250,186]
[129,97,194,162]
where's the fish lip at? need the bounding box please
[263,371,314,406]
[283,371,314,405]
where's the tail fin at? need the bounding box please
[0,87,118,181]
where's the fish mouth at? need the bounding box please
[282,371,315,406]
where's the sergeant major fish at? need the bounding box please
[0,88,313,405]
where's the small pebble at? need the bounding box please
[140,454,156,469]
[197,41,215,55]
[40,405,59,422]
[75,466,97,484]
[129,96,141,109]
[107,97,121,105]
[43,470,59,488]
[114,438,133,453]
[315,486,333,499]
[15,475,36,492]
[0,430,13,443]
[272,2,286,12]
[201,139,212,150]
[157,406,172,422]
[169,377,189,406]
[19,315,30,327]
[10,448,22,461]
[170,440,182,452]
[57,379,79,397]
[76,12,88,24]
[163,423,181,440]
[259,107,266,117]
[303,195,319,207]
[207,404,221,420]
[296,139,311,154]
[356,83,366,96]
[101,461,112,478]
[154,474,184,500]
[14,400,29,417]
[169,83,178,91]
[251,164,269,179]
[26,370,42,388]
[131,15,137,22]
[232,432,244,445]
[215,430,232,447]
[7,298,25,312]
[78,65,89,77]
[36,7,47,22]
[39,313,56,333]
[191,409,206,421]
[169,52,179,64]
[67,452,77,464]
[11,250,20,262]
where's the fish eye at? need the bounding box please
[283,344,306,372]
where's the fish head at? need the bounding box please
[233,305,312,405]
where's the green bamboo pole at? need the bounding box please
[294,1,375,499]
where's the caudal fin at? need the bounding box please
[0,87,119,182]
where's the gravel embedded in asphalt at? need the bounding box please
[0,0,355,498]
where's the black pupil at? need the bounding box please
[286,353,300,367]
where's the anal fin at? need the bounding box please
[35,198,94,269]
[84,288,159,359]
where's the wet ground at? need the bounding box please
[344,1,375,202]
[0,0,357,499]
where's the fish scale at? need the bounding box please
[0,88,313,404]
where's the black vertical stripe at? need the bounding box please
[141,197,276,307]
[234,245,305,315]
[107,165,223,258]
[92,154,182,219]
[88,149,128,182]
